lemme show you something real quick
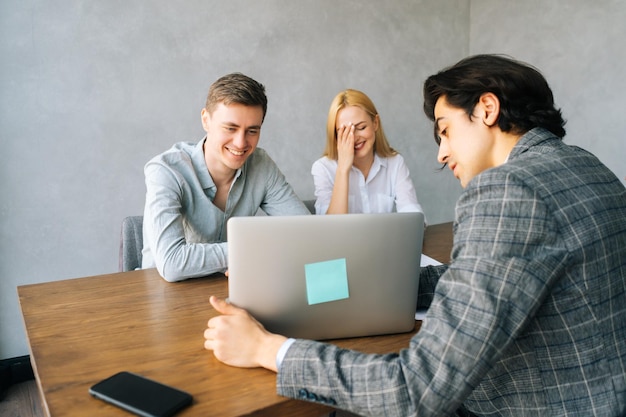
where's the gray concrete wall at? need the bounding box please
[2,0,624,359]
[0,0,467,358]
[469,0,626,180]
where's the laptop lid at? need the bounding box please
[227,212,424,340]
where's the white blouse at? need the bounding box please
[311,153,425,219]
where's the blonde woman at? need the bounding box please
[311,89,425,217]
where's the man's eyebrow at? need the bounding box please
[222,122,262,130]
[434,117,443,134]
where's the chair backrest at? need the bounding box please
[119,216,143,272]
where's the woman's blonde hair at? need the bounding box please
[323,89,397,159]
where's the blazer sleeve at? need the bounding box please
[277,169,571,416]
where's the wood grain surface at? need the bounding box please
[18,222,452,416]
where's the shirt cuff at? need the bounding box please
[276,338,296,370]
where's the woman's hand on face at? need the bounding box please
[336,123,355,172]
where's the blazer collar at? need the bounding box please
[508,127,559,162]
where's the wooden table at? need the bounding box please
[18,222,453,417]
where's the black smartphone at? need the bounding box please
[89,371,193,417]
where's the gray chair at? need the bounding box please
[119,216,143,272]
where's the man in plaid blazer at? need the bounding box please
[204,55,626,416]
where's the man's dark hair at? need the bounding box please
[206,73,268,121]
[423,54,566,143]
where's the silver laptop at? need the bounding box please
[227,212,424,340]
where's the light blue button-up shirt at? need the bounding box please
[142,138,310,282]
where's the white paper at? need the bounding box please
[420,253,442,267]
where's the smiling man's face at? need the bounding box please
[201,102,264,176]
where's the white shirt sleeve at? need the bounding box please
[311,158,336,215]
[276,338,296,370]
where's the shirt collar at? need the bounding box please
[365,153,386,177]
[192,137,244,190]
[191,137,216,190]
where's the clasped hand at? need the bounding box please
[203,296,286,372]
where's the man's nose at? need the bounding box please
[232,130,246,147]
[437,137,449,164]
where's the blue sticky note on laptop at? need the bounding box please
[304,258,349,305]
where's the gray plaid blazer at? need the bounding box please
[277,128,626,417]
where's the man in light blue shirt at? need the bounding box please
[142,73,310,282]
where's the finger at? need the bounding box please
[335,125,344,142]
[207,314,221,329]
[339,123,352,139]
[339,124,354,146]
[204,338,213,351]
[204,327,214,340]
[210,295,241,315]
[344,123,354,140]
[348,123,355,140]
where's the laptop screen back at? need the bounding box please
[227,212,424,340]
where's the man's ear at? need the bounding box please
[200,108,210,132]
[478,92,500,127]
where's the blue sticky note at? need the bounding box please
[304,258,349,305]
